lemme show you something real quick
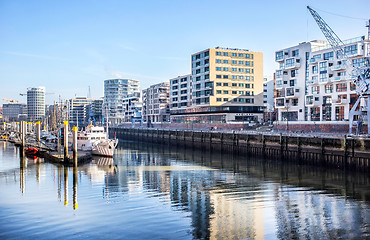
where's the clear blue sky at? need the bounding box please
[0,0,369,105]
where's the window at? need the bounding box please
[276,70,283,78]
[246,84,250,88]
[232,83,237,87]
[238,61,244,64]
[223,60,228,63]
[323,52,333,60]
[172,86,178,90]
[246,54,250,59]
[223,83,228,86]
[290,79,296,86]
[322,105,331,121]
[245,61,250,66]
[216,82,222,86]
[196,69,201,74]
[312,86,320,94]
[216,75,221,78]
[216,52,221,56]
[312,65,318,74]
[276,51,283,60]
[232,75,237,79]
[319,61,327,72]
[196,76,201,81]
[223,52,228,56]
[291,69,298,77]
[232,91,237,94]
[232,68,237,72]
[216,90,221,94]
[319,73,327,82]
[306,96,313,105]
[286,58,294,67]
[292,49,299,57]
[239,83,244,87]
[239,76,244,79]
[335,106,344,120]
[336,83,347,92]
[246,76,250,81]
[216,59,221,63]
[239,91,244,94]
[325,84,333,93]
[223,75,229,79]
[216,67,221,71]
[238,68,244,72]
[223,67,228,71]
[180,84,187,88]
[223,98,229,101]
[172,79,178,84]
[311,107,320,121]
[216,98,222,102]
[232,53,237,56]
[223,90,229,94]
[344,44,357,55]
[232,60,237,64]
[323,96,332,104]
[245,69,250,73]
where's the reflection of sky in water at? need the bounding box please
[0,141,369,239]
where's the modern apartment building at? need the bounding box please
[68,97,92,127]
[275,36,369,124]
[142,82,170,123]
[263,77,275,122]
[122,92,142,122]
[27,87,45,121]
[171,47,264,123]
[169,74,192,112]
[2,103,27,121]
[104,79,140,125]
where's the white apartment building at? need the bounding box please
[169,74,192,112]
[263,77,274,121]
[27,87,45,121]
[104,79,140,125]
[275,36,369,124]
[122,92,142,122]
[142,82,170,123]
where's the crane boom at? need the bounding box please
[307,6,352,71]
[307,6,370,134]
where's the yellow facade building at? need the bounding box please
[171,47,264,123]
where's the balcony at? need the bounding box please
[331,65,345,71]
[334,76,346,81]
[285,62,301,69]
[336,98,348,104]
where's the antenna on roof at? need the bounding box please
[88,86,91,99]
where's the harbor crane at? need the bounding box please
[2,98,19,103]
[307,6,370,134]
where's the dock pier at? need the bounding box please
[111,127,370,172]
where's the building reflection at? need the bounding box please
[110,141,370,240]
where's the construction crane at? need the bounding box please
[2,98,19,103]
[307,6,370,134]
[19,92,55,96]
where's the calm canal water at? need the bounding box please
[0,140,369,239]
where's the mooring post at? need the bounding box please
[344,135,349,169]
[21,121,26,147]
[262,134,266,155]
[64,121,68,160]
[321,138,325,167]
[73,126,78,161]
[297,137,301,164]
[36,121,41,146]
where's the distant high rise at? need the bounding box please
[27,87,45,121]
[142,82,170,123]
[2,103,27,121]
[104,79,140,125]
[68,97,92,127]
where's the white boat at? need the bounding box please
[68,125,118,157]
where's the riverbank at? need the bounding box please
[111,127,370,172]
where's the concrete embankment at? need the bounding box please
[111,127,370,172]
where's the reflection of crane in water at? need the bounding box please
[307,6,370,134]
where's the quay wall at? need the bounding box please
[111,127,370,172]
